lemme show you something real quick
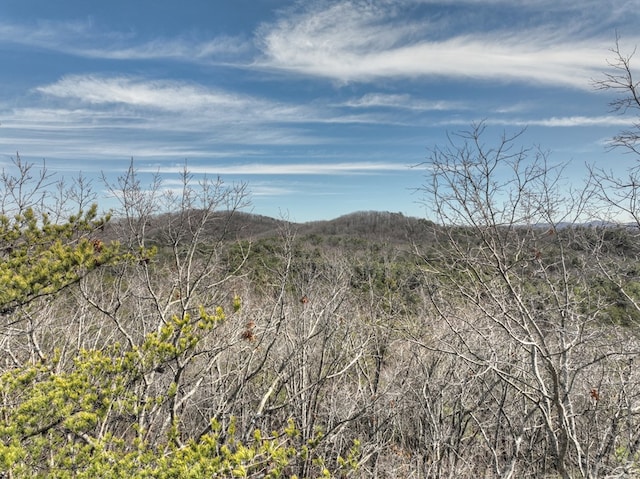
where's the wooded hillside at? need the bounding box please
[2,155,640,478]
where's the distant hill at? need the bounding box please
[299,211,436,244]
[103,209,437,246]
[223,210,437,244]
[104,209,640,252]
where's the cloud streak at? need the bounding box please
[32,75,394,128]
[137,162,407,176]
[341,93,466,111]
[0,19,251,63]
[36,75,262,113]
[254,1,636,88]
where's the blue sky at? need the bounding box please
[1,0,639,222]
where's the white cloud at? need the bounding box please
[35,76,257,112]
[250,184,299,197]
[342,93,465,111]
[526,115,636,128]
[137,162,407,175]
[33,75,389,125]
[254,1,638,88]
[0,19,104,49]
[0,20,251,63]
[441,115,636,128]
[21,76,311,147]
[83,36,252,61]
[13,74,412,147]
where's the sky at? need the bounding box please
[1,0,640,222]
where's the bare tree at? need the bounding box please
[414,123,640,478]
[591,37,640,324]
[594,37,640,155]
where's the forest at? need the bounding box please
[2,45,640,479]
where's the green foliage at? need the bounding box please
[0,205,118,313]
[0,393,322,478]
[584,276,640,325]
[0,307,356,478]
[225,238,285,288]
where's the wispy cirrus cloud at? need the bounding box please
[441,115,636,128]
[254,1,638,88]
[137,161,407,176]
[2,1,637,89]
[0,19,109,49]
[249,184,300,197]
[1,74,413,162]
[28,74,411,131]
[2,2,633,91]
[0,19,251,63]
[88,36,251,61]
[342,93,466,111]
[525,116,636,128]
[35,75,262,113]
